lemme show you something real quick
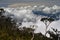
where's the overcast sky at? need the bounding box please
[0,0,60,7]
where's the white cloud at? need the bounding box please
[3,5,60,37]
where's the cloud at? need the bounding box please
[42,5,60,14]
[2,5,60,37]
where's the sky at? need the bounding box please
[3,5,60,37]
[0,0,60,37]
[0,0,60,7]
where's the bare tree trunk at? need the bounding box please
[31,33,34,40]
[45,22,51,36]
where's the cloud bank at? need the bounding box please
[2,5,60,37]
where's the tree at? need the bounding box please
[30,25,37,40]
[0,9,27,40]
[19,25,38,40]
[41,18,54,36]
[47,28,58,40]
[0,8,5,16]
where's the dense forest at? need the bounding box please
[0,8,58,40]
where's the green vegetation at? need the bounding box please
[0,8,53,40]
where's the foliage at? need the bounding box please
[47,28,58,40]
[0,8,52,40]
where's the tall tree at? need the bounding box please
[41,18,54,36]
